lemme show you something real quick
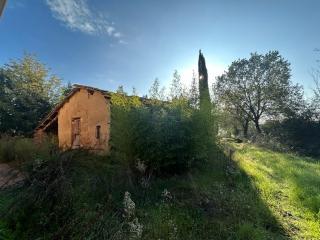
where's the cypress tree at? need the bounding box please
[198,50,211,111]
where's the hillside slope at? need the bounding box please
[234,143,320,239]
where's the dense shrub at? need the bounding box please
[262,118,320,157]
[2,149,131,239]
[110,94,217,175]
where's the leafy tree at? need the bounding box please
[311,72,320,119]
[232,105,251,138]
[169,70,184,100]
[0,70,16,134]
[116,85,126,95]
[4,53,62,104]
[189,70,199,108]
[61,81,73,97]
[314,79,320,105]
[148,78,166,101]
[132,87,138,96]
[214,51,299,133]
[0,54,63,135]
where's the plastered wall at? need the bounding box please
[57,88,111,152]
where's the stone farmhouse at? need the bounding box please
[34,84,112,152]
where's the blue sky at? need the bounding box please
[1,0,320,97]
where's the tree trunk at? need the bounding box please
[254,119,262,134]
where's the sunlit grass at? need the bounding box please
[234,143,320,239]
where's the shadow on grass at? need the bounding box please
[248,147,320,219]
[138,147,289,240]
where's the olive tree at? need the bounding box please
[214,51,301,134]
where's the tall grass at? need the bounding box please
[0,135,58,165]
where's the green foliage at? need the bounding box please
[0,136,57,164]
[4,54,62,104]
[214,51,301,134]
[169,70,185,100]
[262,116,320,157]
[133,104,195,173]
[0,143,135,239]
[198,51,211,112]
[0,136,36,163]
[310,70,320,119]
[110,79,217,175]
[188,71,199,108]
[0,54,63,136]
[61,81,73,98]
[149,78,166,101]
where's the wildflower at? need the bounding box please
[161,189,173,202]
[136,159,147,173]
[122,191,143,239]
[123,191,136,219]
[128,217,143,239]
[168,219,178,239]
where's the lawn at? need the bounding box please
[0,143,319,239]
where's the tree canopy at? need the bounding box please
[0,54,63,135]
[214,51,302,133]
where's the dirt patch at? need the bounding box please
[0,163,25,189]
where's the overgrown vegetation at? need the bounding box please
[0,138,291,239]
[0,50,319,239]
[2,138,319,239]
[109,55,216,177]
[0,135,57,165]
[110,91,216,176]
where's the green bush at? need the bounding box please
[110,94,217,175]
[262,117,320,157]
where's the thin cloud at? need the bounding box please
[46,0,123,40]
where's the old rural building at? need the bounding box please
[35,84,112,152]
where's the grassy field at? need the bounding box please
[233,143,320,239]
[0,143,319,239]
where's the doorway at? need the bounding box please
[71,118,81,149]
